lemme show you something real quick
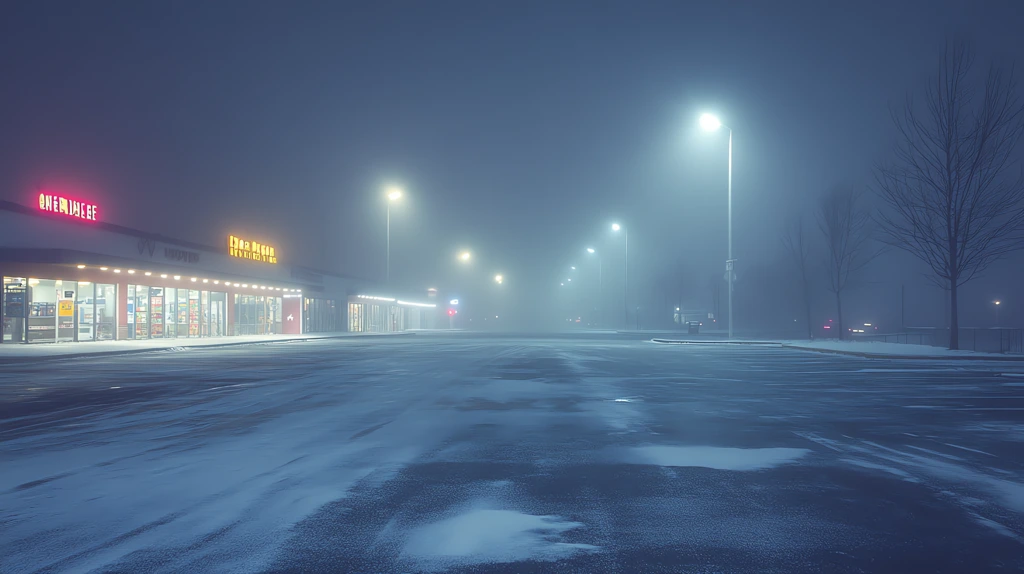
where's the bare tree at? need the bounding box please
[782,215,814,339]
[875,42,1024,349]
[818,186,875,339]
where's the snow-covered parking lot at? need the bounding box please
[2,333,1023,572]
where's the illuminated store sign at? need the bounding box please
[228,235,277,264]
[38,193,98,221]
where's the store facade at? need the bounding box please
[1,196,436,344]
[347,295,437,333]
[1,198,327,343]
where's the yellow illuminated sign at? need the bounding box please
[228,235,277,264]
[58,300,75,317]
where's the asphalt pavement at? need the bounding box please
[2,333,1023,573]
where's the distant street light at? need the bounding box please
[699,112,734,339]
[586,247,603,328]
[611,222,628,330]
[995,300,1002,327]
[458,251,471,263]
[494,274,503,284]
[385,186,403,283]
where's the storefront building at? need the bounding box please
[1,196,440,343]
[1,197,354,343]
[347,295,437,333]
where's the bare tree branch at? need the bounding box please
[818,185,877,339]
[873,41,1024,349]
[781,215,814,339]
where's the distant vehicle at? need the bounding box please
[849,322,879,334]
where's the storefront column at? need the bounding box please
[226,290,235,336]
[117,279,129,341]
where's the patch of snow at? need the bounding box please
[944,443,997,457]
[626,445,808,471]
[840,458,918,481]
[402,509,599,567]
[904,444,964,461]
[793,431,843,452]
[970,513,1023,542]
[784,340,1016,358]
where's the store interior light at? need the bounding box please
[173,275,180,280]
[79,281,91,286]
[128,269,135,274]
[113,269,121,273]
[100,267,108,271]
[234,283,240,287]
[29,278,39,285]
[76,264,86,269]
[261,286,266,289]
[202,279,209,283]
[213,280,219,284]
[145,271,152,276]
[190,277,197,282]
[160,274,168,278]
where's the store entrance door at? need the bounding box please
[210,297,225,336]
[76,283,95,342]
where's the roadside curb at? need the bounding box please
[781,344,1024,361]
[650,338,1024,361]
[0,332,416,365]
[651,339,781,346]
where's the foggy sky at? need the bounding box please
[2,0,1023,330]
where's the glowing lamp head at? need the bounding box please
[586,247,595,254]
[995,300,1001,305]
[611,223,621,232]
[494,274,503,284]
[387,187,403,201]
[699,113,723,132]
[459,251,471,262]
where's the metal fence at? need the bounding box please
[855,327,1024,354]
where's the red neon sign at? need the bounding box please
[38,193,99,221]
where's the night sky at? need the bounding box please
[2,0,1022,328]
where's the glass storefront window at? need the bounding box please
[303,298,338,333]
[95,284,116,341]
[3,277,28,343]
[210,291,226,336]
[150,287,165,338]
[134,285,150,339]
[189,290,200,337]
[27,278,57,343]
[76,282,95,342]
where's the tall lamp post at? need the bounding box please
[586,247,602,328]
[611,222,628,330]
[386,187,403,284]
[699,113,734,338]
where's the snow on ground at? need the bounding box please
[625,445,809,471]
[783,339,1018,358]
[402,508,599,568]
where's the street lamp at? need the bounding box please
[611,222,628,330]
[385,186,403,284]
[995,300,1002,327]
[586,247,602,328]
[494,274,503,284]
[699,112,734,339]
[458,251,471,263]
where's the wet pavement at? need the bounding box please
[1,333,1023,573]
